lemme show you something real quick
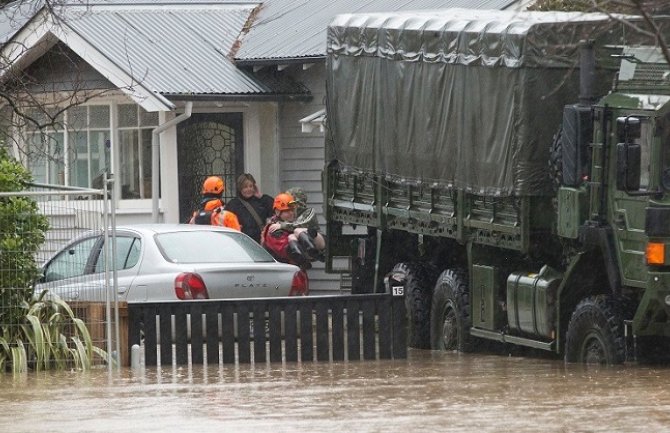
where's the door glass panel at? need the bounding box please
[44,237,99,282]
[95,236,141,273]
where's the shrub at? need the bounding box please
[0,146,48,333]
[0,147,105,371]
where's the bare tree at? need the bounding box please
[530,0,670,63]
[0,0,149,187]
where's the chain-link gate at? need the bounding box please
[0,179,119,371]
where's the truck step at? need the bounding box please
[469,327,555,351]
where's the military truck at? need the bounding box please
[323,9,670,364]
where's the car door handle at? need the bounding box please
[117,286,127,295]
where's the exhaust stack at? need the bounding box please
[579,40,596,106]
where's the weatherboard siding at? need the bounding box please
[278,63,342,294]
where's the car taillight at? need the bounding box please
[289,270,309,296]
[175,272,209,300]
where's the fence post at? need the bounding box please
[391,286,407,359]
[128,304,142,360]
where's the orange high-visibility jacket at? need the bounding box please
[189,199,241,231]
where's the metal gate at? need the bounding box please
[0,180,120,370]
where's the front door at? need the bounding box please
[177,113,244,222]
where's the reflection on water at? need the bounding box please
[2,350,670,433]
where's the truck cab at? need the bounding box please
[593,46,670,341]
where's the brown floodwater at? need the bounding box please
[2,349,670,433]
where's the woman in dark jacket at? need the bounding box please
[225,173,274,243]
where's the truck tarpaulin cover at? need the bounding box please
[326,9,624,196]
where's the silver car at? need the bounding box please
[34,224,306,302]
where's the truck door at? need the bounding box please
[611,116,653,287]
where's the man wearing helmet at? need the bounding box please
[189,176,241,230]
[262,192,325,269]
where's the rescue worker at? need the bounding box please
[189,176,241,230]
[262,192,325,269]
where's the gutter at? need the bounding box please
[151,101,193,223]
[234,55,325,67]
[165,93,312,102]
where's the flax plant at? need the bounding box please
[0,291,108,373]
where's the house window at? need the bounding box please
[25,109,66,185]
[22,103,158,198]
[25,106,111,187]
[68,105,111,188]
[118,104,159,199]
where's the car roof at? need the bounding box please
[114,223,240,236]
[57,224,242,243]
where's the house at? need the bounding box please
[0,0,530,291]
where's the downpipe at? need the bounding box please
[151,101,193,223]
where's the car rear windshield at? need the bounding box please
[155,231,275,264]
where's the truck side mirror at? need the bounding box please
[615,116,642,192]
[616,142,641,191]
[617,116,641,142]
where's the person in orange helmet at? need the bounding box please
[189,176,241,231]
[262,192,324,269]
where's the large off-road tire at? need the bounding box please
[430,269,472,352]
[565,295,626,365]
[388,262,436,349]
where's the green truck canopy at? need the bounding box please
[326,9,627,196]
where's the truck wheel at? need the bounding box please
[388,262,436,349]
[565,295,625,365]
[430,269,472,352]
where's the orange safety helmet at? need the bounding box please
[202,176,224,195]
[273,192,296,211]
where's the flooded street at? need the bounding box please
[3,350,670,433]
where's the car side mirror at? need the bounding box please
[36,269,46,284]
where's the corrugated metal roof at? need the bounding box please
[60,6,279,95]
[235,0,523,62]
[0,0,41,43]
